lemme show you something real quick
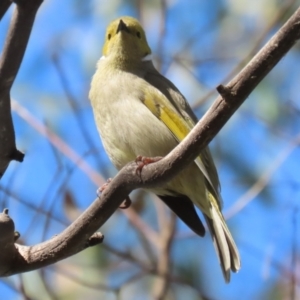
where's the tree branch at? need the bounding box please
[152,211,176,300]
[0,0,42,178]
[1,5,300,277]
[0,0,11,21]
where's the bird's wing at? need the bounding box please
[140,63,240,279]
[141,61,221,205]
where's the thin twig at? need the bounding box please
[11,99,104,186]
[152,212,176,300]
[291,207,298,300]
[193,0,296,109]
[225,134,300,219]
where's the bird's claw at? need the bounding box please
[135,155,163,174]
[97,178,112,197]
[97,178,132,209]
[119,197,132,209]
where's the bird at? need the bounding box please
[89,16,241,282]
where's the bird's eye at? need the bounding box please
[107,34,111,40]
[136,31,141,39]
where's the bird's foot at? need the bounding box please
[135,155,163,174]
[97,178,112,197]
[119,196,132,209]
[97,178,132,209]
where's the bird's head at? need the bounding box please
[102,16,151,64]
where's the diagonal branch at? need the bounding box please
[1,5,300,277]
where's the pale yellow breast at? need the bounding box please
[90,59,177,169]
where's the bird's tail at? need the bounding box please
[204,203,241,283]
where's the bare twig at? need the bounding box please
[40,268,60,300]
[102,243,205,296]
[192,0,296,109]
[122,208,161,247]
[152,212,176,300]
[155,0,167,73]
[52,265,116,292]
[51,53,102,167]
[0,186,66,225]
[225,134,300,219]
[18,274,31,300]
[240,239,300,287]
[291,207,298,300]
[11,99,104,186]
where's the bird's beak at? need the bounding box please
[116,19,130,34]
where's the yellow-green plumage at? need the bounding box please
[89,16,241,282]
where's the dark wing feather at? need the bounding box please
[158,195,205,237]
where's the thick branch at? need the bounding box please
[0,0,42,178]
[1,6,300,276]
[0,209,16,275]
[0,0,11,21]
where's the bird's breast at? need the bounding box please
[90,67,177,169]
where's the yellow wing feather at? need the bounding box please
[143,88,220,200]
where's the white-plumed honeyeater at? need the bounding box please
[89,16,241,282]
